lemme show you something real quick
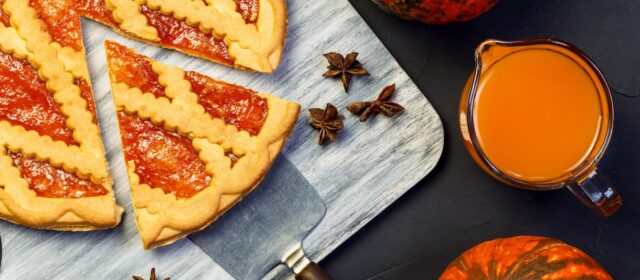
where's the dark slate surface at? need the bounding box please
[323,0,640,279]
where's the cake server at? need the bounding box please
[189,156,331,280]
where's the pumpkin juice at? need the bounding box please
[473,48,608,183]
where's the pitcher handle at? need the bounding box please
[567,169,622,217]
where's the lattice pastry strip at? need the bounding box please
[4,0,106,179]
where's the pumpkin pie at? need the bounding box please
[77,0,287,73]
[0,0,122,230]
[105,41,299,249]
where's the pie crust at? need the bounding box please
[105,41,299,249]
[0,0,122,230]
[79,0,287,73]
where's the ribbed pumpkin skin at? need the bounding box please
[439,236,613,280]
[372,0,498,24]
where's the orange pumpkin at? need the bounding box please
[372,0,499,25]
[440,236,613,280]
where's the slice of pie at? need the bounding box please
[105,41,299,249]
[0,0,122,230]
[77,0,287,73]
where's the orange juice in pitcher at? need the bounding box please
[459,39,621,217]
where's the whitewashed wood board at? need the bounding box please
[0,0,444,279]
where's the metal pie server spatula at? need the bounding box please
[189,156,332,280]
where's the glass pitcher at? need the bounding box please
[459,39,622,217]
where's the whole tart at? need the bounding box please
[105,41,299,249]
[0,0,122,230]
[77,0,287,73]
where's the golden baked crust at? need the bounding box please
[93,0,287,73]
[0,0,122,230]
[106,41,299,249]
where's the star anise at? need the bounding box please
[309,103,344,145]
[346,84,404,122]
[132,268,170,280]
[322,52,370,92]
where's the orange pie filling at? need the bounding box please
[74,78,98,123]
[8,152,108,198]
[0,51,78,144]
[185,71,268,136]
[108,42,269,198]
[0,43,106,199]
[75,0,119,26]
[30,0,83,52]
[233,0,259,24]
[0,6,10,26]
[139,5,233,65]
[118,112,211,198]
[105,41,166,98]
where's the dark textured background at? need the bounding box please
[322,0,640,279]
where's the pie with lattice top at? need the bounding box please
[0,0,122,230]
[105,41,299,249]
[77,0,286,73]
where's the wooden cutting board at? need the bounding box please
[0,0,443,278]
